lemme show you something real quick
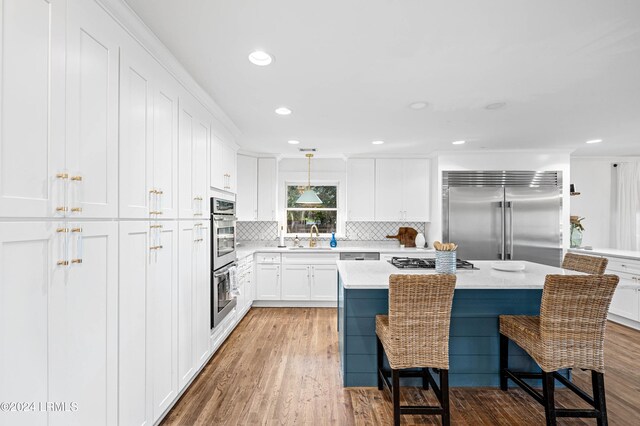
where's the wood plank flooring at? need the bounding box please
[161,308,640,425]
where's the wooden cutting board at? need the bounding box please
[385,227,418,247]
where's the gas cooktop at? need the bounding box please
[389,257,476,270]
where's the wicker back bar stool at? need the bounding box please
[562,253,608,275]
[376,274,457,426]
[499,274,619,426]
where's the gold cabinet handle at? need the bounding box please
[194,196,203,201]
[57,260,69,266]
[194,223,203,227]
[70,175,82,181]
[149,211,163,215]
[150,245,163,250]
[56,173,69,179]
[56,207,68,212]
[194,238,204,242]
[70,207,82,213]
[150,224,163,229]
[71,259,83,264]
[56,227,69,233]
[71,227,82,233]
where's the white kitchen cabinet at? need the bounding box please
[210,134,237,193]
[375,159,430,221]
[347,159,375,221]
[0,0,65,218]
[256,264,281,300]
[237,155,258,220]
[178,221,210,391]
[65,0,120,219]
[120,40,179,219]
[0,221,118,426]
[178,95,210,219]
[236,255,254,317]
[310,264,338,301]
[282,265,312,300]
[610,286,640,321]
[119,221,179,425]
[257,158,278,221]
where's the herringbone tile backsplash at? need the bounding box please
[237,221,426,241]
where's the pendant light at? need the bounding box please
[296,154,323,204]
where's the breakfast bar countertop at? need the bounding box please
[337,259,586,290]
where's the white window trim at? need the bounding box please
[283,180,341,237]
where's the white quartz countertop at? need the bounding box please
[236,246,435,260]
[569,247,640,262]
[337,260,589,290]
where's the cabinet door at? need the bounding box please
[152,73,179,219]
[50,221,118,426]
[281,265,310,300]
[347,159,375,221]
[222,143,237,193]
[375,159,404,221]
[65,0,120,219]
[402,159,430,221]
[610,285,640,321]
[194,221,211,368]
[237,155,257,220]
[0,222,61,426]
[118,221,152,426]
[310,265,338,301]
[256,264,280,300]
[0,0,65,218]
[119,43,154,218]
[178,98,195,218]
[150,221,179,421]
[244,262,254,308]
[192,117,209,218]
[257,158,277,221]
[210,134,224,190]
[177,222,196,390]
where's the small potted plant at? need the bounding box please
[570,216,585,248]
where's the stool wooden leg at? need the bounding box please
[542,371,557,426]
[422,368,429,390]
[500,333,509,391]
[592,371,608,426]
[392,369,400,426]
[440,369,451,426]
[376,336,384,391]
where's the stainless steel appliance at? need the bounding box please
[211,197,236,269]
[211,261,237,329]
[389,256,476,270]
[339,252,380,261]
[443,171,562,267]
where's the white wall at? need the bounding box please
[570,156,640,248]
[277,158,347,235]
[430,150,572,249]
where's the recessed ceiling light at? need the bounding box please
[275,107,292,115]
[452,140,466,145]
[288,140,300,145]
[485,102,507,110]
[409,102,428,110]
[586,139,603,144]
[371,140,385,145]
[248,50,273,66]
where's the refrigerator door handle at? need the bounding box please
[506,201,513,260]
[498,201,505,260]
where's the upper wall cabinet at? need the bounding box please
[120,40,179,219]
[347,159,375,221]
[257,158,277,221]
[375,159,430,222]
[0,0,65,218]
[236,155,258,220]
[211,134,237,193]
[178,94,211,219]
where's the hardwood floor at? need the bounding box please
[161,308,640,425]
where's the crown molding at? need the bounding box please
[95,0,241,143]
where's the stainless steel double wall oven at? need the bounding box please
[211,197,237,329]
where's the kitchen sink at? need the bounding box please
[287,247,333,250]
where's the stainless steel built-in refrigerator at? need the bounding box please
[443,171,563,267]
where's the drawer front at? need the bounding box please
[255,253,281,264]
[282,252,339,265]
[609,284,640,321]
[606,257,640,277]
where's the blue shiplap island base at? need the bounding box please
[337,274,568,387]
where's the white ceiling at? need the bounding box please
[124,0,640,157]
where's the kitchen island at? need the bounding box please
[337,260,583,387]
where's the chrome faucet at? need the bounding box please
[309,224,319,248]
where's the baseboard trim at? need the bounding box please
[252,300,337,308]
[608,313,640,330]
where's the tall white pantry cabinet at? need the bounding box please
[0,0,236,425]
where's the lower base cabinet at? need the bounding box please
[119,221,178,425]
[0,221,118,426]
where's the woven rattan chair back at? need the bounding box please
[539,274,619,372]
[562,253,608,275]
[387,274,457,370]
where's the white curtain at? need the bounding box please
[613,162,640,250]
